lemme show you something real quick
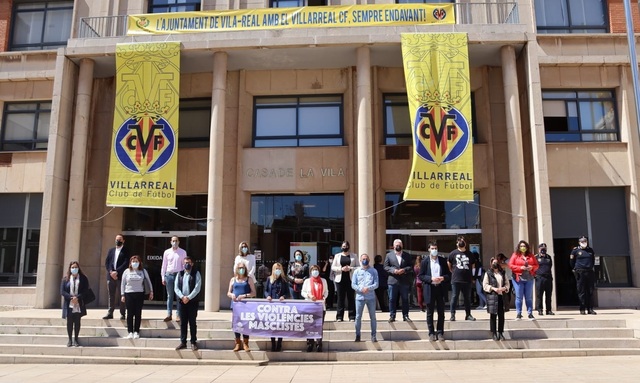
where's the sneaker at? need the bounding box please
[587,309,597,315]
[191,343,199,351]
[120,315,126,320]
[537,310,544,316]
[388,317,395,323]
[449,315,456,322]
[126,332,134,339]
[371,335,377,342]
[133,332,140,339]
[175,343,187,350]
[428,333,436,341]
[163,316,172,322]
[437,332,445,341]
[403,316,412,322]
[528,313,536,321]
[465,315,476,321]
[546,310,555,315]
[515,314,523,321]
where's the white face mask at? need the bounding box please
[430,249,438,257]
[311,270,320,278]
[171,241,178,248]
[131,262,139,269]
[579,242,587,249]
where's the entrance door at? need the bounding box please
[123,233,206,305]
[385,231,483,259]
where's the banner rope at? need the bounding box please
[168,208,208,221]
[82,207,115,223]
[360,200,523,220]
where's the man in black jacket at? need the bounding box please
[103,234,130,320]
[384,239,413,322]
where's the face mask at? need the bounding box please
[342,247,349,252]
[579,242,587,248]
[238,268,246,275]
[131,262,139,269]
[329,258,333,263]
[115,240,123,247]
[395,245,402,252]
[295,255,302,261]
[520,246,527,253]
[540,248,547,254]
[275,269,282,276]
[241,247,248,254]
[361,259,369,266]
[458,241,466,248]
[171,241,178,248]
[184,263,192,271]
[70,268,79,275]
[430,249,439,257]
[491,263,499,269]
[311,270,320,277]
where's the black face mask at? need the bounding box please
[491,263,499,269]
[395,245,402,252]
[342,247,349,252]
[115,240,123,247]
[540,248,547,254]
[458,241,466,248]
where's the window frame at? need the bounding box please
[9,0,73,51]
[147,0,201,13]
[270,0,327,8]
[542,89,619,143]
[535,0,609,34]
[178,98,211,148]
[0,101,51,152]
[253,95,344,148]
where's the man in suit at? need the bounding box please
[174,256,202,351]
[103,234,130,320]
[419,242,451,341]
[384,238,413,322]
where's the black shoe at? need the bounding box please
[271,339,276,352]
[72,339,80,347]
[588,309,597,315]
[437,332,444,341]
[67,340,72,347]
[498,332,506,340]
[546,310,555,315]
[528,313,536,321]
[175,343,187,350]
[403,316,412,322]
[492,332,499,341]
[388,317,395,323]
[537,310,544,316]
[428,334,436,341]
[336,318,344,322]
[450,315,456,322]
[120,315,126,320]
[306,340,314,352]
[191,343,199,351]
[316,340,323,352]
[580,310,586,315]
[355,335,361,342]
[102,314,113,320]
[276,339,282,351]
[465,315,476,321]
[516,314,523,320]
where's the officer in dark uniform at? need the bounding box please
[570,236,597,315]
[535,243,554,316]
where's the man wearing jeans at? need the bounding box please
[351,253,379,342]
[161,236,186,322]
[384,239,413,322]
[447,236,476,322]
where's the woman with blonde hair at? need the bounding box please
[228,263,256,351]
[264,262,291,351]
[302,264,328,352]
[233,241,256,282]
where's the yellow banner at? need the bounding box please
[107,42,180,208]
[127,4,454,35]
[401,33,473,201]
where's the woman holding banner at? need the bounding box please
[228,263,256,352]
[302,264,328,352]
[264,262,291,352]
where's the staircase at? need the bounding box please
[0,309,638,364]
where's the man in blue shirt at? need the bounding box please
[174,257,202,351]
[352,253,379,342]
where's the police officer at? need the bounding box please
[570,236,597,315]
[535,243,554,316]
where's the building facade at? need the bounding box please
[0,0,639,311]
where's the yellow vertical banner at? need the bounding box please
[107,42,180,208]
[401,33,473,201]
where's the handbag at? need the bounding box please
[83,288,96,305]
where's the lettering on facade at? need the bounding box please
[245,167,345,178]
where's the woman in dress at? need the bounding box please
[121,255,154,339]
[60,261,90,347]
[264,262,291,351]
[228,263,256,351]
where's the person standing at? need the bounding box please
[234,241,256,282]
[384,239,413,322]
[103,234,130,320]
[471,251,487,310]
[419,242,451,341]
[413,257,425,312]
[301,265,328,352]
[331,241,359,321]
[373,255,389,312]
[351,254,379,342]
[535,243,555,316]
[121,255,154,339]
[288,249,309,300]
[228,263,256,352]
[321,255,335,309]
[571,236,597,315]
[161,236,186,322]
[60,261,90,347]
[447,236,476,322]
[483,257,510,341]
[174,257,202,351]
[497,253,513,312]
[508,240,539,320]
[264,262,291,352]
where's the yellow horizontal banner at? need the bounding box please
[127,4,454,35]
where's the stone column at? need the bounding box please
[205,51,227,312]
[501,45,528,242]
[356,46,375,256]
[64,58,95,267]
[35,51,78,308]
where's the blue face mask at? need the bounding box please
[241,247,248,254]
[70,268,79,275]
[274,269,282,276]
[131,262,139,269]
[295,255,302,261]
[184,263,192,271]
[361,259,369,266]
[238,268,246,275]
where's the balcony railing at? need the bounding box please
[76,2,519,39]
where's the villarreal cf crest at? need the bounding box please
[414,103,470,167]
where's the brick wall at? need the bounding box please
[0,0,11,52]
[609,0,640,33]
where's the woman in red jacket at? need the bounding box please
[508,240,539,320]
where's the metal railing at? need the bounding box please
[76,2,519,39]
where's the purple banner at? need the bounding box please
[231,299,324,339]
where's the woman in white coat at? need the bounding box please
[331,240,360,321]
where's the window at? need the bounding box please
[536,0,607,33]
[385,192,480,230]
[396,0,453,3]
[148,0,201,13]
[1,102,51,151]
[270,0,327,8]
[542,90,618,142]
[10,1,73,51]
[179,99,211,148]
[0,193,42,286]
[383,93,478,145]
[254,95,343,148]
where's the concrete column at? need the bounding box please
[35,51,78,308]
[64,58,95,267]
[500,45,528,243]
[205,51,227,312]
[356,46,375,256]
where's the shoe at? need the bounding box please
[528,314,536,321]
[73,340,80,347]
[102,313,113,320]
[450,314,455,322]
[537,310,544,316]
[371,335,377,342]
[306,340,314,352]
[126,332,134,339]
[176,317,181,322]
[276,339,282,351]
[67,340,72,347]
[465,315,476,321]
[437,332,445,341]
[316,340,323,352]
[120,315,126,320]
[515,314,522,320]
[403,316,412,322]
[498,332,506,340]
[163,316,172,322]
[476,306,486,310]
[242,338,251,352]
[336,318,343,322]
[492,332,499,341]
[546,310,555,315]
[588,309,597,315]
[175,343,187,350]
[388,317,395,323]
[233,338,242,352]
[349,319,355,322]
[271,339,276,352]
[428,334,436,341]
[504,308,510,312]
[580,310,586,315]
[355,335,361,342]
[191,343,199,351]
[133,332,140,339]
